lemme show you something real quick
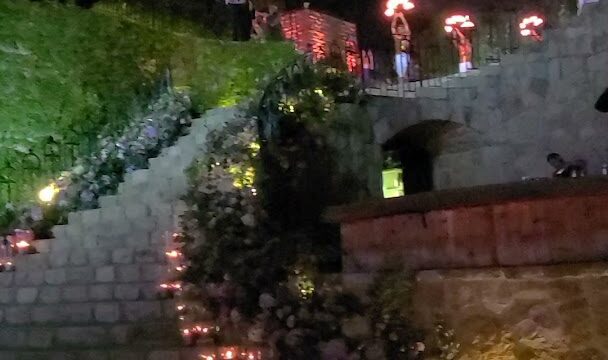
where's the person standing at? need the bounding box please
[226,0,252,41]
[391,12,411,80]
[450,26,472,73]
[547,153,587,178]
[362,49,375,85]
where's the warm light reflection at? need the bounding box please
[165,250,181,258]
[519,15,544,41]
[444,15,475,32]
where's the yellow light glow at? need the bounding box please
[38,184,58,203]
[16,240,30,249]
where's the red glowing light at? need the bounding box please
[160,282,182,290]
[519,15,544,40]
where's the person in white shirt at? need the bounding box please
[578,0,600,15]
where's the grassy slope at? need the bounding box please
[0,0,295,202]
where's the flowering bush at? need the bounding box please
[0,88,193,237]
[170,61,425,359]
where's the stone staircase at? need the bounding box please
[0,107,237,359]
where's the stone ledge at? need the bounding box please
[415,261,608,283]
[325,176,608,223]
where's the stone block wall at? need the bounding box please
[327,104,384,201]
[0,107,237,358]
[413,263,608,359]
[370,0,608,190]
[281,9,359,64]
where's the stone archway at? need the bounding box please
[383,120,489,193]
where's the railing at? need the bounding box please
[360,28,520,98]
[0,71,174,205]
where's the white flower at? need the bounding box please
[72,165,85,176]
[240,213,256,227]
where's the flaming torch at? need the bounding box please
[444,14,475,73]
[519,15,544,41]
[384,0,415,17]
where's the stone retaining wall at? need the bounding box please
[413,262,608,359]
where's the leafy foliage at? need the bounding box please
[0,87,192,236]
[174,60,424,358]
[0,0,295,205]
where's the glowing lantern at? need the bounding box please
[38,184,59,203]
[519,15,544,41]
[223,350,235,359]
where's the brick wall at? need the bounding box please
[281,9,360,70]
[341,191,608,272]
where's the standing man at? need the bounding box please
[450,26,472,73]
[226,0,252,41]
[362,49,375,85]
[391,12,411,79]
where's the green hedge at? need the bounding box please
[0,0,295,203]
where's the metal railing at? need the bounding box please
[0,72,175,205]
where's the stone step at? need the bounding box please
[0,281,167,305]
[0,345,220,360]
[0,321,183,350]
[2,261,171,287]
[0,300,175,326]
[52,221,177,251]
[12,246,167,270]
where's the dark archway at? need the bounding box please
[383,120,456,194]
[596,88,608,113]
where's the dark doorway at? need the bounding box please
[383,120,465,195]
[395,144,434,194]
[596,88,608,113]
